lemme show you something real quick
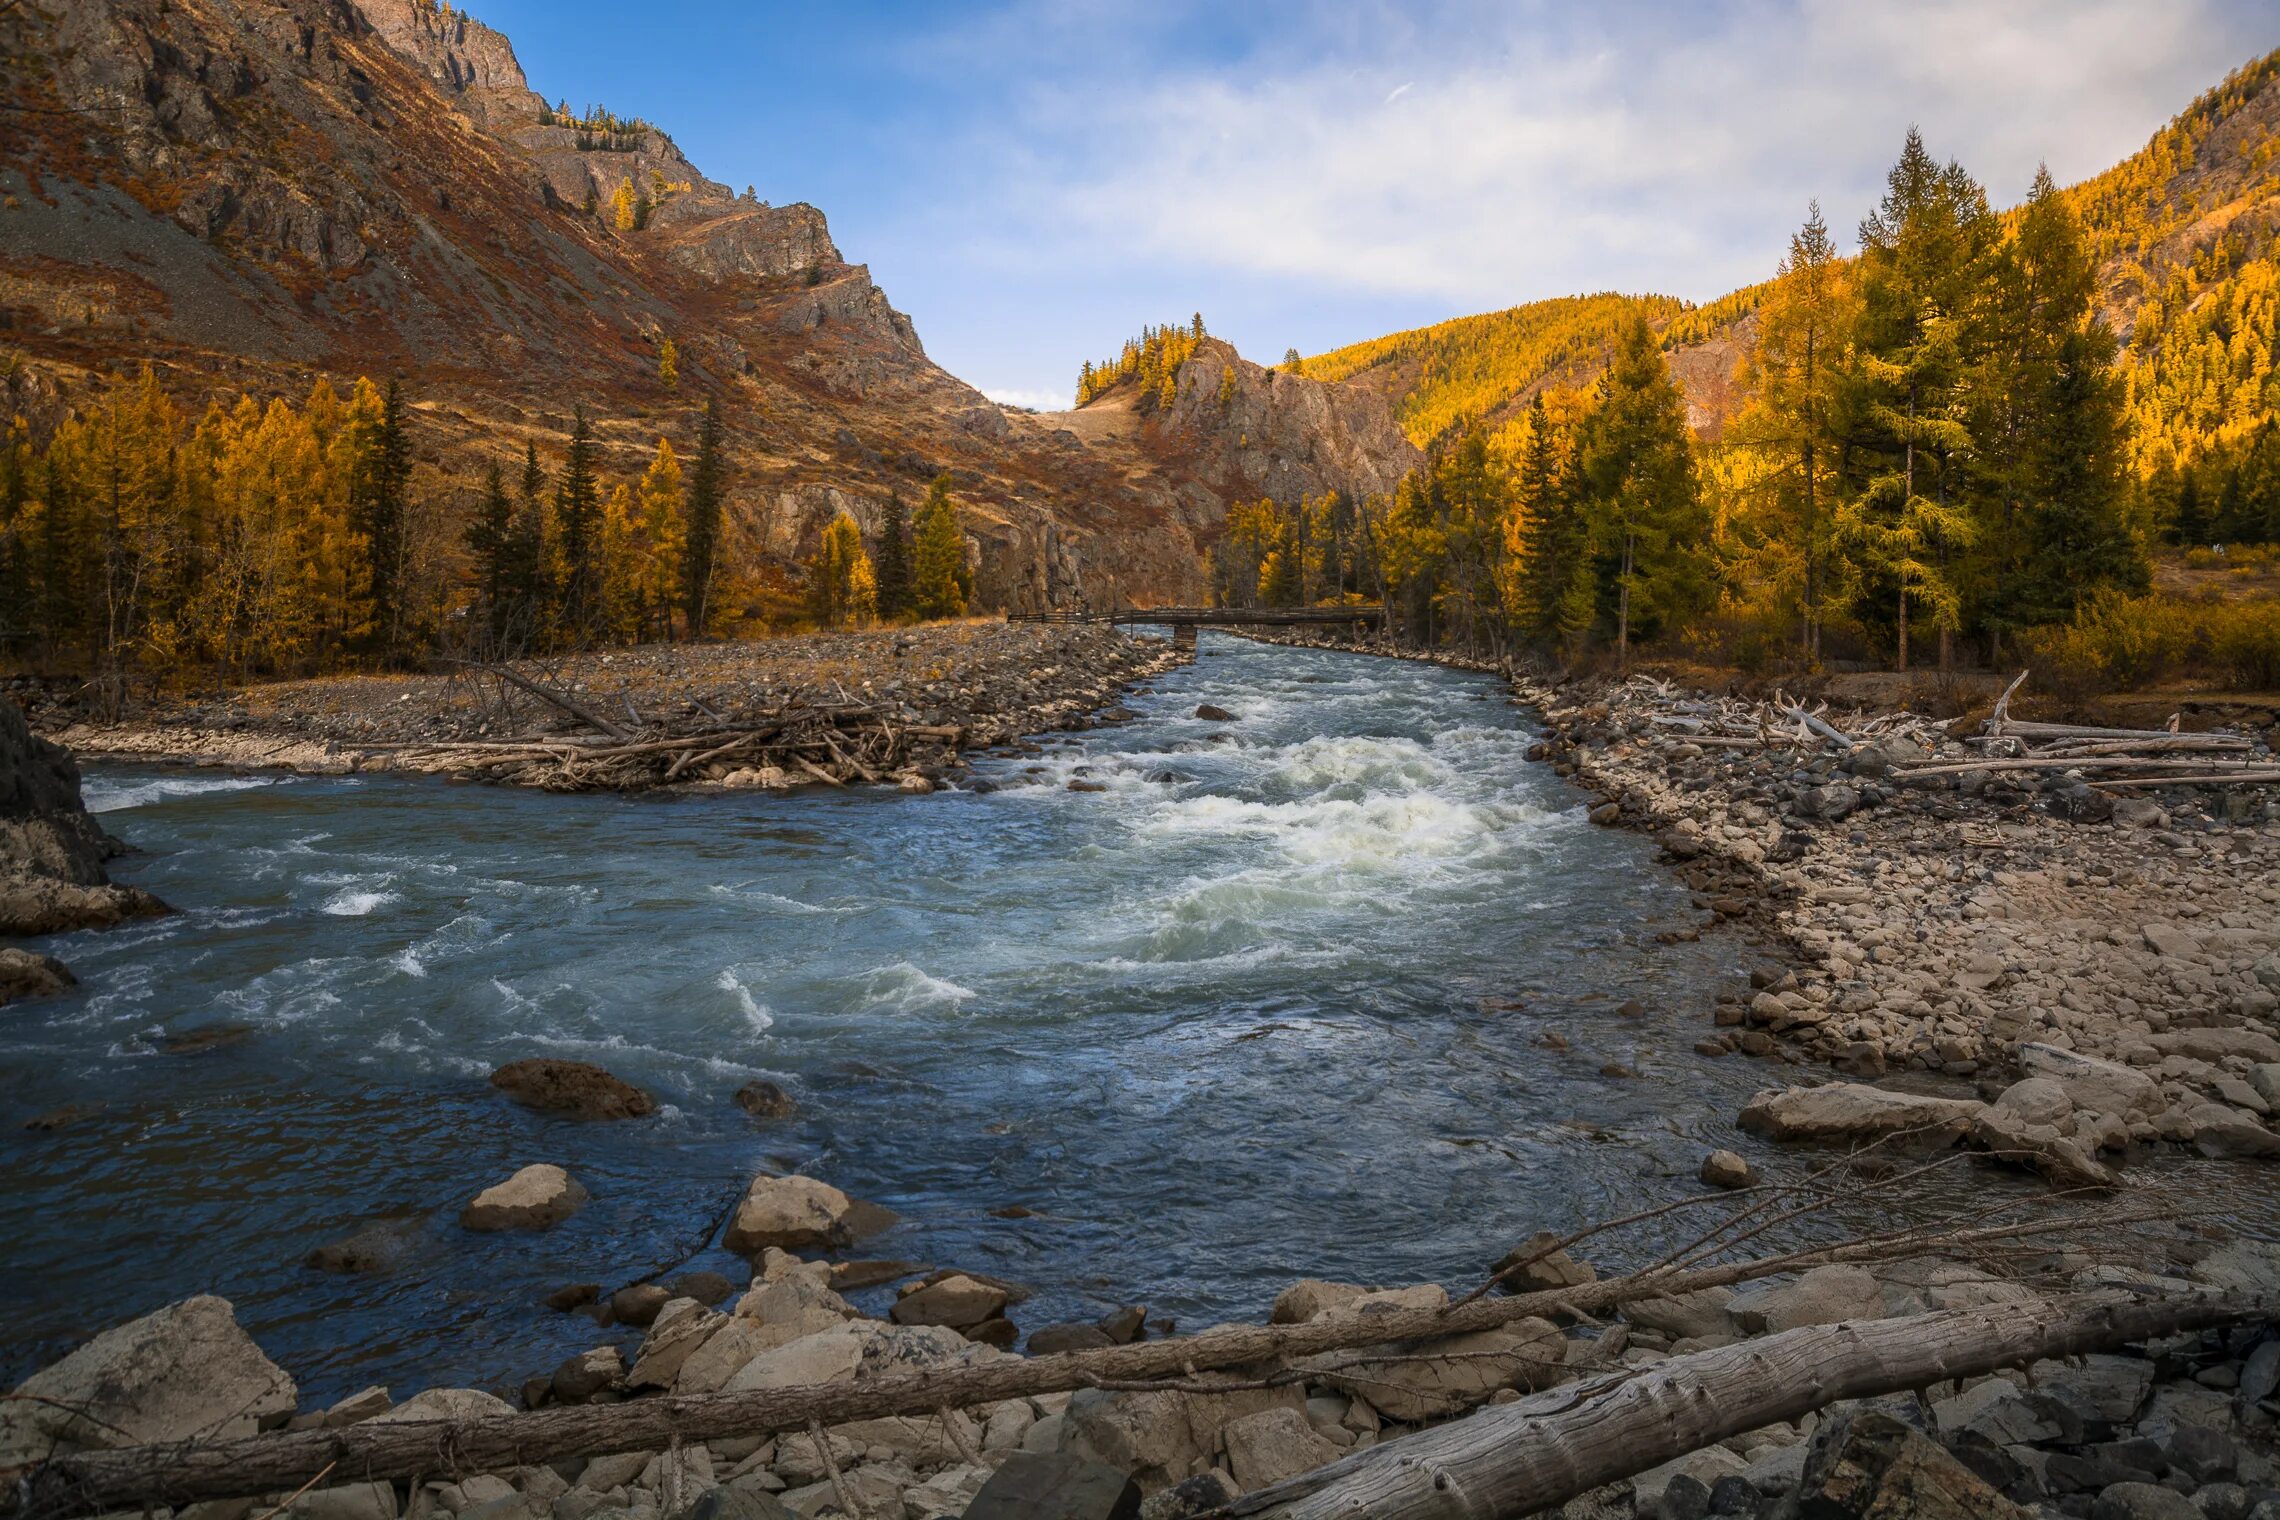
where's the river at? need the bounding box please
[0,635,2012,1400]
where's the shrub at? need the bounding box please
[2024,591,2280,693]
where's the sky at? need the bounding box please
[473,0,2275,412]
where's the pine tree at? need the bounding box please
[910,474,969,619]
[681,396,726,635]
[1735,203,1854,660]
[467,461,515,646]
[1578,315,1711,666]
[352,377,410,657]
[554,407,602,641]
[1503,394,1594,644]
[874,492,912,620]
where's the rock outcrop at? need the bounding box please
[0,700,167,938]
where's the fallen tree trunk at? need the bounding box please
[7,1216,2145,1517]
[1226,1291,2272,1520]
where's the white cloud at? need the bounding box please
[941,0,2269,317]
[981,386,1073,412]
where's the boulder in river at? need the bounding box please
[1192,704,1235,722]
[891,1273,1009,1329]
[0,947,75,1005]
[461,1164,588,1231]
[489,1058,656,1120]
[733,1079,797,1120]
[723,1173,855,1253]
[305,1217,423,1274]
[0,699,169,937]
[1699,1149,1755,1189]
[0,1295,297,1466]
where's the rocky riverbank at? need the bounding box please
[1237,629,2280,1178]
[5,1134,2276,1520]
[0,698,168,998]
[30,623,1188,792]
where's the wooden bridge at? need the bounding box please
[1007,605,1383,647]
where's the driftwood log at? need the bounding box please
[8,1216,2149,1517]
[1228,1291,2273,1519]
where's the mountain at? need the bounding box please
[1306,47,2280,477]
[0,0,1412,608]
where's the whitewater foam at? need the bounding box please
[858,961,979,1012]
[83,774,277,813]
[716,968,776,1032]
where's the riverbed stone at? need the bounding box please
[1729,1266,1889,1333]
[1738,1083,1986,1144]
[1065,1382,1304,1492]
[628,1299,727,1389]
[1790,1408,2028,1518]
[2017,1045,2164,1119]
[890,1273,1008,1329]
[0,946,76,1004]
[733,1081,796,1120]
[967,1449,1142,1518]
[0,1295,297,1465]
[289,1481,399,1520]
[1492,1231,1596,1293]
[372,1387,515,1423]
[1316,1318,1566,1422]
[306,1217,423,1274]
[723,1175,854,1254]
[1268,1280,1367,1324]
[489,1059,656,1120]
[551,1346,624,1403]
[1220,1407,1343,1491]
[1192,705,1234,722]
[2093,1482,2202,1520]
[1700,1149,1755,1189]
[463,1164,588,1231]
[1624,1287,1736,1340]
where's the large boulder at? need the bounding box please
[2017,1044,2162,1118]
[488,1059,655,1120]
[0,947,76,1005]
[461,1164,587,1231]
[2151,1028,2280,1064]
[965,1450,1141,1519]
[890,1273,1008,1329]
[1728,1266,1887,1333]
[1268,1280,1367,1325]
[1065,1381,1304,1492]
[626,1299,726,1390]
[1220,1407,1343,1491]
[0,700,169,937]
[1738,1083,1985,1144]
[1781,1407,2028,1518]
[1314,1318,1567,1422]
[0,1296,297,1466]
[723,1174,854,1253]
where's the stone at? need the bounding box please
[1738,1083,1985,1144]
[2142,924,2203,959]
[2187,1105,2280,1159]
[0,947,75,1004]
[611,1284,674,1327]
[724,1175,853,1254]
[965,1450,1141,1518]
[1065,1383,1303,1491]
[370,1387,514,1423]
[489,1059,656,1120]
[290,1482,399,1520]
[306,1218,422,1274]
[889,1273,1008,1329]
[2029,1355,2154,1428]
[1492,1231,1597,1293]
[628,1299,726,1389]
[0,1295,297,1466]
[0,698,171,937]
[2111,798,2168,830]
[551,1347,624,1403]
[723,1323,871,1393]
[543,1284,601,1312]
[1028,1323,1115,1355]
[2151,1028,2280,1064]
[1624,1287,1736,1340]
[1219,1407,1342,1491]
[1932,1379,2064,1447]
[1730,1265,1887,1334]
[463,1165,588,1231]
[323,1387,393,1426]
[672,1319,783,1395]
[668,1271,738,1306]
[964,1316,1019,1349]
[1136,1471,1238,1520]
[1192,705,1235,722]
[664,1490,791,1520]
[1099,1306,1147,1344]
[733,1082,797,1120]
[1268,1280,1366,1325]
[2018,1044,2163,1118]
[1316,1318,1566,1422]
[1631,1447,1750,1513]
[898,1464,989,1519]
[1788,1408,2029,1518]
[1700,1149,1755,1189]
[576,1451,655,1492]
[2092,1483,2201,1520]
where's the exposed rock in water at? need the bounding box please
[1192,704,1235,722]
[723,1173,856,1253]
[488,1058,656,1120]
[305,1218,424,1274]
[0,946,76,1005]
[0,1296,296,1466]
[461,1164,588,1231]
[1700,1149,1755,1189]
[734,1080,797,1120]
[0,699,168,938]
[1738,1083,1985,1145]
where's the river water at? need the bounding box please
[0,636,2034,1399]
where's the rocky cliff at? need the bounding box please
[0,702,167,946]
[0,0,1419,609]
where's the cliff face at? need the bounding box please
[0,0,1416,609]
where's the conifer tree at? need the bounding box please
[681,396,726,635]
[352,377,410,658]
[467,462,515,646]
[611,180,638,232]
[1503,394,1594,644]
[636,438,685,639]
[1578,315,1711,666]
[808,510,877,628]
[874,492,912,620]
[910,474,969,619]
[554,407,602,641]
[659,338,678,390]
[1735,203,1854,660]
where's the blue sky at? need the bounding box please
[474,0,2274,410]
